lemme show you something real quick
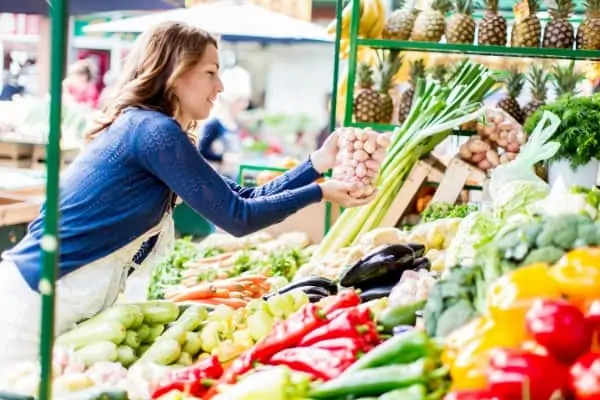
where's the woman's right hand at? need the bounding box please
[319,180,377,208]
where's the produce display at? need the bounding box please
[332,126,391,198]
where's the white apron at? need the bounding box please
[0,211,175,374]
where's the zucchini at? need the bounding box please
[117,345,137,367]
[56,320,126,349]
[183,332,203,356]
[378,300,427,332]
[124,331,140,349]
[75,341,118,367]
[136,344,150,357]
[136,324,150,342]
[137,338,182,366]
[136,301,179,324]
[78,304,143,330]
[177,352,193,366]
[171,305,208,331]
[159,325,188,345]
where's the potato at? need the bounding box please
[506,142,520,153]
[353,140,364,150]
[471,152,486,163]
[489,132,499,141]
[363,138,377,154]
[486,150,500,167]
[365,159,379,171]
[372,149,386,163]
[467,139,489,153]
[345,129,356,141]
[353,149,369,162]
[376,134,391,148]
[483,124,495,137]
[355,129,367,141]
[459,144,472,159]
[497,138,508,147]
[356,163,367,178]
[478,159,492,170]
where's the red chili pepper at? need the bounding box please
[444,389,503,400]
[322,289,361,314]
[218,303,328,385]
[298,308,377,347]
[525,298,593,363]
[309,336,371,355]
[487,348,568,400]
[268,346,356,381]
[151,355,223,399]
[569,352,600,400]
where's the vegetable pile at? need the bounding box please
[332,127,391,198]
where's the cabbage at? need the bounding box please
[493,180,550,219]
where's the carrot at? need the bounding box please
[171,283,216,302]
[228,275,267,284]
[227,291,245,299]
[196,298,248,309]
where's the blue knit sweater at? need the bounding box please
[3,108,323,291]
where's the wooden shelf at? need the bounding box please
[357,39,600,61]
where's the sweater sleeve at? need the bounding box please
[134,117,323,237]
[198,119,224,162]
[222,159,323,199]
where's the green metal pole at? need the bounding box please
[324,0,345,235]
[38,0,68,398]
[343,0,361,126]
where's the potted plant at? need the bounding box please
[524,65,599,188]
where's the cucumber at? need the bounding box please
[171,305,208,331]
[136,344,150,357]
[377,300,427,333]
[117,345,137,368]
[144,324,165,343]
[137,338,181,366]
[136,301,180,324]
[177,352,193,366]
[124,331,141,349]
[183,332,203,356]
[129,308,145,329]
[137,324,150,342]
[78,304,143,330]
[75,341,118,367]
[56,321,126,349]
[159,325,188,345]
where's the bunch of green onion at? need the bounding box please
[314,60,496,259]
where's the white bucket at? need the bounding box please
[548,159,599,189]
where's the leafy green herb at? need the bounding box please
[421,202,478,222]
[524,94,600,169]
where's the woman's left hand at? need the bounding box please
[310,131,338,175]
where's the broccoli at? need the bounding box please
[536,217,579,250]
[577,223,598,246]
[522,246,565,266]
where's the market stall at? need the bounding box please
[6,0,600,398]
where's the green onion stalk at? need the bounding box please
[314,61,496,259]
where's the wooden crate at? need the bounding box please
[0,194,40,227]
[29,145,80,170]
[0,142,33,168]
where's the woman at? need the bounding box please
[198,66,251,178]
[0,22,374,372]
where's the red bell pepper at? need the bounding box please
[525,298,593,363]
[486,348,568,400]
[569,352,600,400]
[298,308,378,347]
[269,346,356,381]
[151,355,223,399]
[586,300,600,351]
[309,336,371,355]
[444,389,503,400]
[322,289,361,314]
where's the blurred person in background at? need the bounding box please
[63,59,99,108]
[198,65,252,179]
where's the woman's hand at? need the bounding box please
[319,180,377,208]
[310,131,338,174]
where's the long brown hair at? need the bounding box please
[87,21,218,141]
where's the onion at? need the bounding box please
[372,149,386,163]
[356,163,367,178]
[365,159,379,170]
[376,134,391,148]
[353,140,364,150]
[363,139,376,154]
[355,129,367,141]
[353,149,369,162]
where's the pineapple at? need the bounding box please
[551,61,585,99]
[446,0,476,44]
[410,0,451,42]
[398,59,426,124]
[542,0,575,49]
[576,0,600,50]
[497,67,525,123]
[511,0,542,48]
[376,50,403,124]
[429,64,449,83]
[353,63,381,123]
[383,0,421,40]
[522,64,549,119]
[478,0,507,46]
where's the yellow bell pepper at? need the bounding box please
[486,263,562,325]
[444,316,528,391]
[550,248,600,303]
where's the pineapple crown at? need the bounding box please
[584,0,600,16]
[357,62,375,89]
[454,0,474,14]
[525,0,540,14]
[501,67,525,98]
[409,59,427,83]
[431,0,452,12]
[551,61,585,98]
[376,50,403,93]
[526,64,550,102]
[478,0,499,13]
[429,64,449,83]
[549,0,574,19]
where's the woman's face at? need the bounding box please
[173,45,223,122]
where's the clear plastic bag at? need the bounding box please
[331,127,390,198]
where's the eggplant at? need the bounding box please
[308,293,326,303]
[353,268,406,292]
[278,277,338,295]
[359,285,394,302]
[413,257,431,271]
[295,286,331,297]
[340,244,423,287]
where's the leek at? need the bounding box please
[314,61,496,259]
